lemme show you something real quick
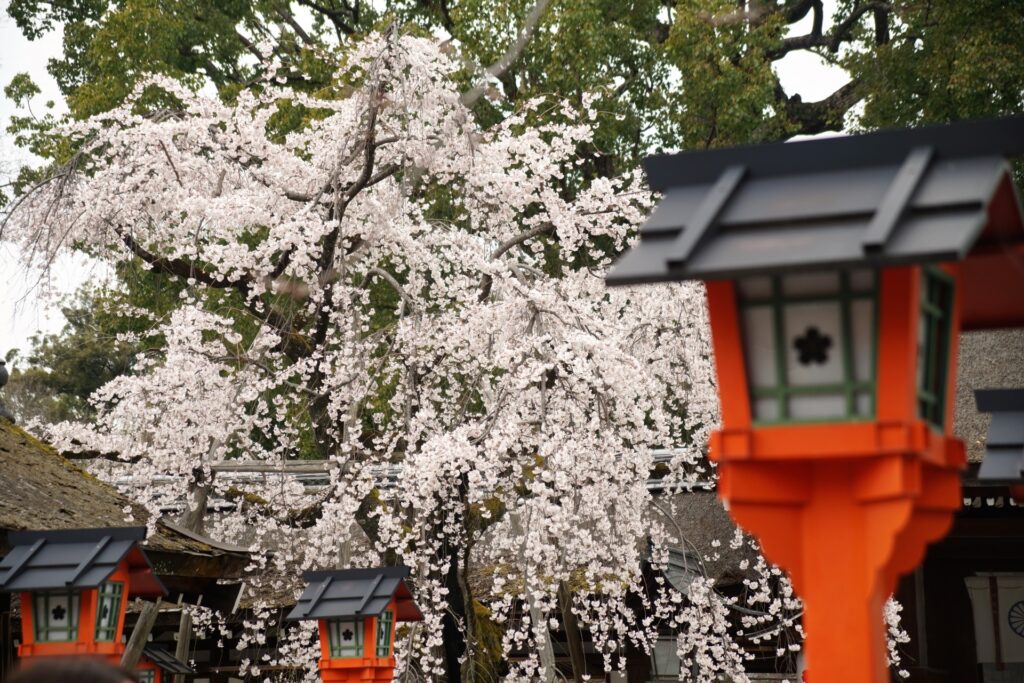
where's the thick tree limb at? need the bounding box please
[768,0,891,59]
[295,0,358,36]
[828,1,892,52]
[275,6,314,45]
[116,229,243,290]
[417,0,454,31]
[779,78,862,135]
[460,0,552,107]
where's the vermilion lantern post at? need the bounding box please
[286,567,423,682]
[608,117,1024,682]
[0,528,166,666]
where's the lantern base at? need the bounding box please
[319,656,397,682]
[716,438,964,683]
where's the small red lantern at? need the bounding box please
[608,117,1024,682]
[0,527,165,664]
[286,567,423,682]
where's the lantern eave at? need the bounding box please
[608,117,1024,334]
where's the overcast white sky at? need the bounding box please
[0,2,849,363]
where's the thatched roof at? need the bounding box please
[953,329,1024,462]
[0,419,245,564]
[659,490,758,586]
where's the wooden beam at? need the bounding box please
[121,600,163,669]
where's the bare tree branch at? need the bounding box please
[460,0,553,107]
[477,223,555,301]
[778,78,862,135]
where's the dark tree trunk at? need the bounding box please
[559,581,587,681]
[442,539,466,683]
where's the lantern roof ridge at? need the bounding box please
[7,526,146,545]
[642,115,1024,191]
[609,116,1024,330]
[0,525,166,596]
[285,565,423,622]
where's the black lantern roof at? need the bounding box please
[975,389,1024,482]
[285,566,423,622]
[607,116,1024,292]
[143,645,194,675]
[0,527,165,596]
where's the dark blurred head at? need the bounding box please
[6,659,138,683]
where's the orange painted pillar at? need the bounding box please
[707,266,966,683]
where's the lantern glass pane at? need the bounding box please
[34,591,80,642]
[376,609,394,657]
[138,671,156,683]
[789,394,847,420]
[784,302,844,387]
[328,618,363,658]
[95,581,123,641]
[781,272,839,297]
[856,391,873,417]
[738,269,877,424]
[916,267,954,428]
[851,299,876,383]
[753,396,780,422]
[741,307,777,390]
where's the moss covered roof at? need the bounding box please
[0,419,239,559]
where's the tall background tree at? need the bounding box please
[2,0,1021,680]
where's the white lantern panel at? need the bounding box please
[856,391,873,417]
[753,396,780,422]
[851,299,876,383]
[784,302,844,386]
[737,277,772,299]
[789,394,847,420]
[34,591,80,642]
[741,306,777,390]
[781,272,839,297]
[328,618,363,658]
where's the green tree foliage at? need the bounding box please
[5,0,1024,422]
[2,265,182,423]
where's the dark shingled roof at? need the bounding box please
[0,527,165,596]
[975,389,1024,481]
[285,567,422,622]
[143,645,194,674]
[607,117,1024,331]
[953,330,1024,463]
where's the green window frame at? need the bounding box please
[94,581,124,642]
[917,267,955,428]
[376,610,394,657]
[33,590,80,642]
[137,671,156,683]
[327,618,363,658]
[738,270,879,424]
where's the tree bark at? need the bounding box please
[508,511,557,683]
[441,541,465,683]
[558,581,587,682]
